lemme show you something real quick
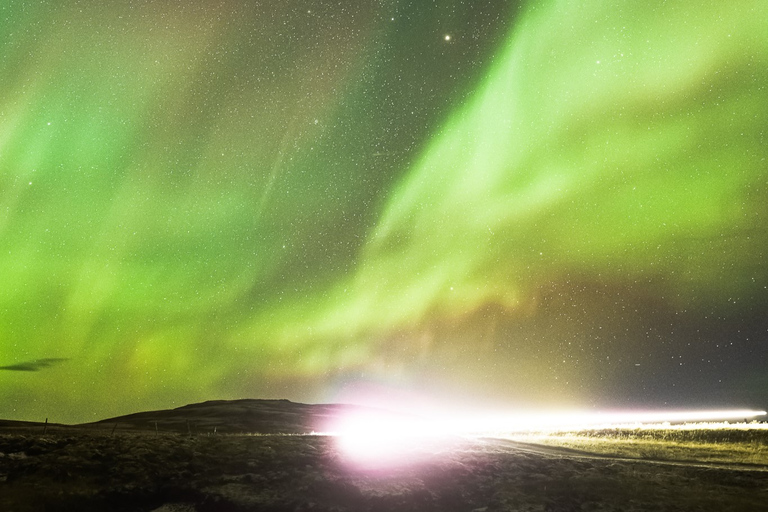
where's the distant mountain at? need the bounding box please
[82,399,375,435]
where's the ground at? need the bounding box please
[1,427,766,511]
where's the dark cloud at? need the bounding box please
[0,358,69,372]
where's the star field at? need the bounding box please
[1,0,767,422]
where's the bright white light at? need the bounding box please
[329,407,766,468]
[444,409,768,435]
[330,411,449,469]
[324,385,765,467]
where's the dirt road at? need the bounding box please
[480,437,768,472]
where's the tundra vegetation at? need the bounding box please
[1,420,766,511]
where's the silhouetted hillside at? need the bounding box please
[84,399,371,434]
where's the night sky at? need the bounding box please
[1,0,767,424]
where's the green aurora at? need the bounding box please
[1,0,767,422]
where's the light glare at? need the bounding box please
[330,411,448,469]
[330,407,766,467]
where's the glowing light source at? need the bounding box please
[331,411,441,468]
[329,407,766,468]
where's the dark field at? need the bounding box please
[2,401,767,511]
[2,428,767,512]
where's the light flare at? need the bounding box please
[330,411,442,468]
[329,406,766,468]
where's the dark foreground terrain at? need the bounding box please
[1,401,766,511]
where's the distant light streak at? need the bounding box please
[464,409,768,434]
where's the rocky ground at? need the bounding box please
[1,428,766,512]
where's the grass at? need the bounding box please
[504,422,768,466]
[2,425,767,511]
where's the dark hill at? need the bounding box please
[82,399,370,435]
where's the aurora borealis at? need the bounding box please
[1,0,767,423]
